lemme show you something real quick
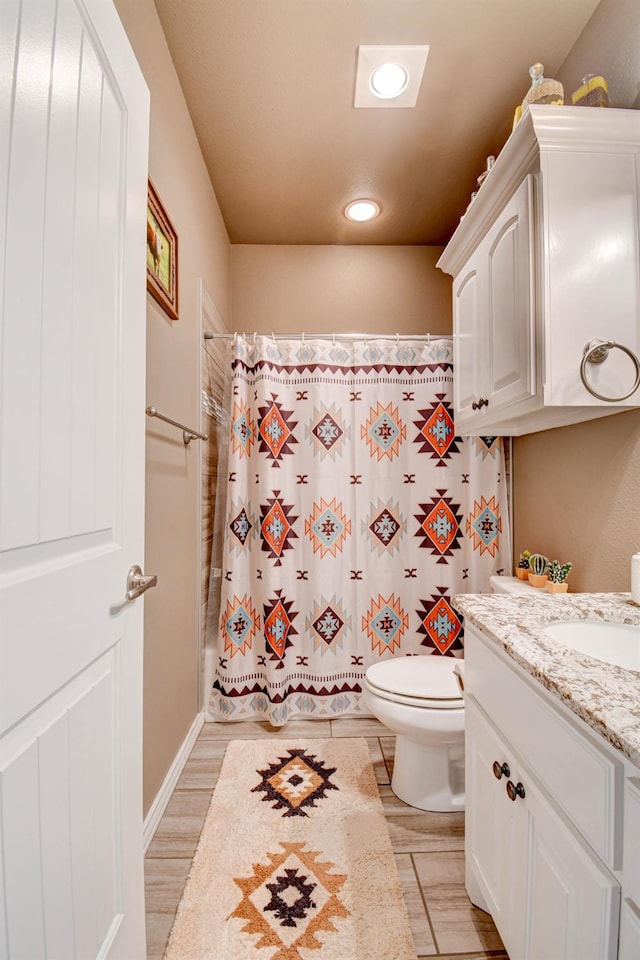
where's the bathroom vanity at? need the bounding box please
[453,591,640,960]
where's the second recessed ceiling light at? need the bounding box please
[370,62,409,100]
[354,45,429,109]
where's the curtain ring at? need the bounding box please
[272,332,276,343]
[395,332,400,343]
[302,332,305,343]
[332,332,336,344]
[253,332,256,345]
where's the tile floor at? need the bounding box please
[145,717,508,960]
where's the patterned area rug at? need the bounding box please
[165,738,417,960]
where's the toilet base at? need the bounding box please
[391,734,465,812]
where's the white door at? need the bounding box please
[0,1,149,958]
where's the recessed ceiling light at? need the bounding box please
[344,200,380,222]
[354,45,429,109]
[370,62,409,100]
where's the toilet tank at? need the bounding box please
[489,574,537,595]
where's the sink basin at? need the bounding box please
[543,621,640,671]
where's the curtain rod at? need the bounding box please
[203,332,452,343]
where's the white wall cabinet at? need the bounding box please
[453,175,535,422]
[439,106,640,436]
[463,623,640,959]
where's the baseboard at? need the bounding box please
[143,710,206,852]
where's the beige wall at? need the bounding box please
[114,0,231,815]
[513,0,640,592]
[231,245,452,335]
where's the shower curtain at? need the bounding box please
[207,335,511,724]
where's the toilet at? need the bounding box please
[364,574,534,812]
[364,655,465,811]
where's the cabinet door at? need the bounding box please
[485,175,536,410]
[521,771,620,960]
[452,248,484,420]
[619,899,640,960]
[465,698,520,951]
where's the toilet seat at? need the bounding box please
[365,656,464,710]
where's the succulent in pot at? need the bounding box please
[527,553,549,588]
[515,549,532,580]
[546,560,572,593]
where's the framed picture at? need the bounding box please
[146,180,178,321]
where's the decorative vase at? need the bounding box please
[515,567,529,580]
[528,573,548,588]
[546,581,569,594]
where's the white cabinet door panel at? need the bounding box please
[453,254,483,419]
[487,175,535,409]
[523,774,619,960]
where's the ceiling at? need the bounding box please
[153,0,600,246]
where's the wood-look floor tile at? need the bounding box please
[394,854,437,956]
[146,789,213,859]
[379,785,465,853]
[145,912,175,960]
[173,739,227,791]
[330,717,387,737]
[198,719,332,740]
[424,954,509,959]
[380,735,395,779]
[365,737,390,785]
[144,858,191,914]
[412,851,505,955]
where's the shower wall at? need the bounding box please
[200,294,228,684]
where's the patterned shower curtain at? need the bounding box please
[207,336,511,724]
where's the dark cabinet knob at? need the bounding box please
[472,397,490,411]
[492,761,510,780]
[472,400,479,410]
[506,780,526,801]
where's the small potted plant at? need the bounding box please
[546,560,572,593]
[527,553,549,588]
[515,550,532,580]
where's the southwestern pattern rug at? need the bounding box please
[164,738,417,960]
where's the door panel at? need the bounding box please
[487,175,536,408]
[453,256,482,417]
[0,1,149,957]
[465,698,518,948]
[523,773,619,960]
[1,653,119,958]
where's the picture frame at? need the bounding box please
[146,180,178,321]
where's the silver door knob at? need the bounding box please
[126,564,158,601]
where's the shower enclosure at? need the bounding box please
[202,333,511,725]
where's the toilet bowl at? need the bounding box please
[364,576,522,812]
[364,656,465,811]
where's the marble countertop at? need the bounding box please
[453,591,640,767]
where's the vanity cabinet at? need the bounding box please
[467,698,619,959]
[465,623,628,959]
[438,105,640,436]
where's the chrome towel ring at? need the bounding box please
[580,339,640,402]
